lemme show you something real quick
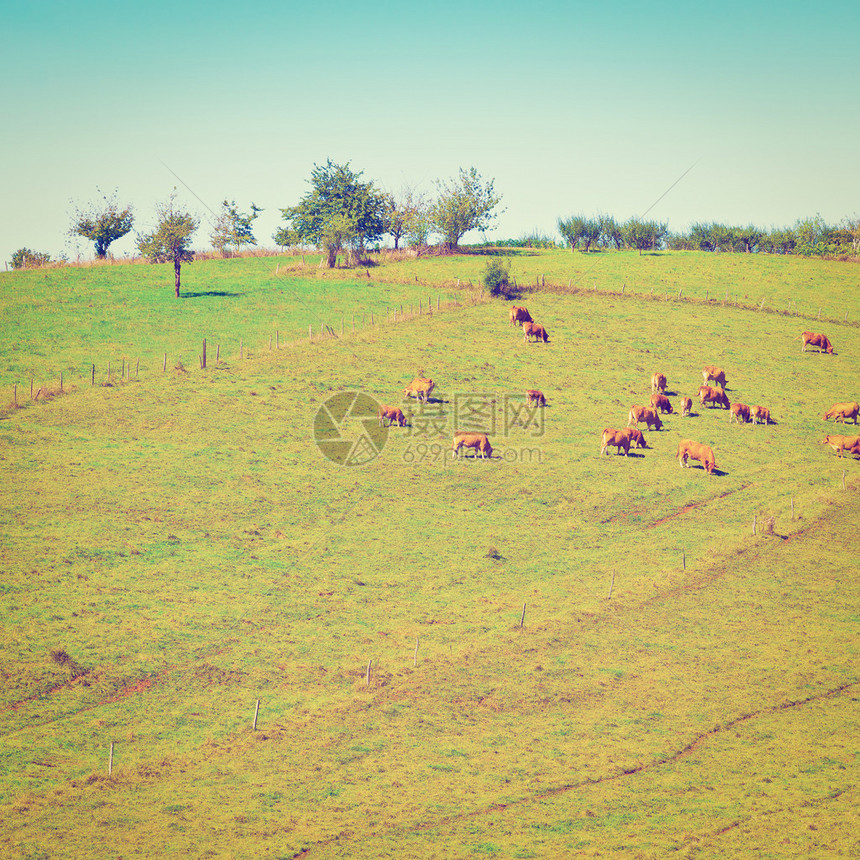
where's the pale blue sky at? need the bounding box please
[2,0,858,261]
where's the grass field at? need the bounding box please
[1,251,858,858]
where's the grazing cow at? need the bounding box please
[526,389,547,407]
[677,439,716,474]
[698,385,730,409]
[702,365,728,388]
[627,427,648,449]
[680,396,693,417]
[801,331,835,354]
[452,432,493,459]
[820,434,860,458]
[600,428,632,456]
[729,402,751,424]
[510,306,533,327]
[650,393,674,414]
[403,377,436,403]
[377,405,407,427]
[651,372,667,393]
[628,405,663,431]
[752,405,772,425]
[822,402,859,424]
[523,322,549,343]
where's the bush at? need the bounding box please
[482,256,514,298]
[11,248,52,269]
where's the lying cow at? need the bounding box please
[702,365,727,388]
[680,396,693,417]
[377,405,407,427]
[628,405,663,431]
[822,401,859,424]
[526,389,547,407]
[403,377,436,403]
[510,306,533,327]
[650,393,673,414]
[752,405,772,425]
[677,439,716,474]
[523,322,549,343]
[801,331,835,354]
[651,372,667,393]
[601,428,633,456]
[821,434,860,458]
[698,385,730,409]
[452,432,493,459]
[729,402,751,424]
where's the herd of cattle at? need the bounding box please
[375,309,858,468]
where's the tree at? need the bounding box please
[11,248,53,269]
[210,200,262,256]
[69,189,134,258]
[557,214,600,252]
[279,160,387,267]
[429,167,503,252]
[137,193,199,298]
[598,214,624,250]
[384,187,427,250]
[732,226,763,254]
[623,218,668,255]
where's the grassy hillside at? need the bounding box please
[0,253,858,858]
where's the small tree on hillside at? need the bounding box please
[137,193,199,297]
[623,218,668,255]
[429,167,503,252]
[384,187,427,250]
[69,189,134,258]
[558,214,601,252]
[210,199,263,256]
[11,248,53,269]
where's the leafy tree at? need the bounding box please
[557,215,586,252]
[763,226,797,255]
[598,214,624,250]
[732,225,763,254]
[210,200,262,256]
[279,160,386,267]
[69,189,134,258]
[482,256,513,298]
[384,187,427,250]
[136,193,199,297]
[623,218,668,255]
[689,222,731,252]
[11,248,52,269]
[429,167,503,252]
[272,224,298,250]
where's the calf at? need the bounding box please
[510,306,533,327]
[403,377,436,403]
[651,372,667,393]
[628,405,663,431]
[729,403,751,424]
[702,365,727,388]
[526,389,547,407]
[752,405,772,425]
[680,396,693,417]
[523,322,549,343]
[822,402,859,424]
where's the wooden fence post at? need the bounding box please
[202,338,207,369]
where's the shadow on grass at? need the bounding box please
[181,291,246,299]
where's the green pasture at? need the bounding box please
[0,252,858,858]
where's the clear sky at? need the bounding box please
[2,0,858,262]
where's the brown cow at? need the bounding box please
[680,396,693,417]
[523,322,549,343]
[650,393,674,414]
[377,405,407,427]
[510,306,533,327]
[452,432,493,459]
[627,427,648,449]
[820,434,860,458]
[822,402,859,424]
[801,331,835,354]
[702,365,727,388]
[752,405,772,425]
[403,377,436,403]
[729,402,751,424]
[628,405,663,431]
[600,428,632,456]
[698,385,730,409]
[651,372,667,393]
[677,439,716,474]
[526,389,547,407]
